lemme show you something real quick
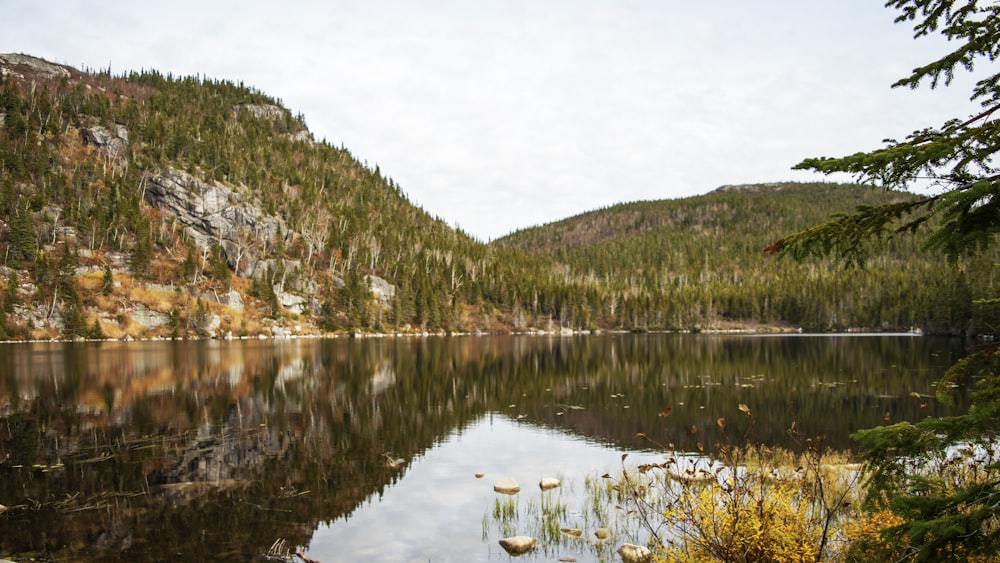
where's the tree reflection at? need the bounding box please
[0,334,969,560]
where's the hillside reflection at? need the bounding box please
[0,334,969,560]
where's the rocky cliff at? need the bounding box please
[0,53,408,340]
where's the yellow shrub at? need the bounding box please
[657,480,827,563]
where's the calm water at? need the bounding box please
[0,333,970,562]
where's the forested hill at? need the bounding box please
[0,53,995,340]
[496,183,998,334]
[497,182,914,252]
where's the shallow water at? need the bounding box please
[0,333,969,561]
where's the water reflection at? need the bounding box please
[0,334,970,561]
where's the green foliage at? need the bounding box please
[785,2,1000,262]
[500,184,994,333]
[207,243,230,286]
[6,203,37,268]
[101,264,114,296]
[250,273,280,317]
[599,435,867,563]
[777,1,1000,560]
[0,47,992,339]
[850,349,1000,561]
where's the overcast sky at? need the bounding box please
[1,1,977,240]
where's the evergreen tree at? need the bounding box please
[207,243,231,287]
[771,2,1000,560]
[6,204,36,267]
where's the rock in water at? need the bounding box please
[494,477,520,494]
[539,476,561,490]
[617,543,653,563]
[499,536,536,555]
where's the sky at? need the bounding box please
[1,1,978,241]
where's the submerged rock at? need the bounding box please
[499,536,536,555]
[560,527,583,537]
[494,477,520,494]
[617,543,653,563]
[539,477,561,490]
[594,527,610,539]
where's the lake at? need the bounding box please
[0,333,970,562]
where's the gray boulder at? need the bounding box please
[367,275,396,307]
[498,536,536,555]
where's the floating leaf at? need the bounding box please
[690,425,698,434]
[738,403,751,415]
[658,407,673,418]
[716,418,726,430]
[636,432,647,439]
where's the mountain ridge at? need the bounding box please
[0,53,994,339]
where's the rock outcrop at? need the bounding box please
[233,103,287,121]
[367,275,396,307]
[81,124,128,157]
[142,168,288,277]
[0,53,72,79]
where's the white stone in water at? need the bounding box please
[494,477,520,494]
[499,536,536,555]
[617,543,653,563]
[539,477,561,490]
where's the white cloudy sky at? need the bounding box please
[1,1,978,240]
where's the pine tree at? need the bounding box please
[6,203,36,267]
[771,2,1000,560]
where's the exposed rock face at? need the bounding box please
[287,130,312,143]
[714,183,785,194]
[233,103,287,121]
[367,274,396,307]
[132,305,171,329]
[142,168,287,277]
[0,53,71,79]
[81,125,129,158]
[198,289,244,312]
[276,289,308,314]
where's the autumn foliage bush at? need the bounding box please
[610,406,881,562]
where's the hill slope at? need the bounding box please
[497,182,998,333]
[0,53,541,338]
[0,53,994,339]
